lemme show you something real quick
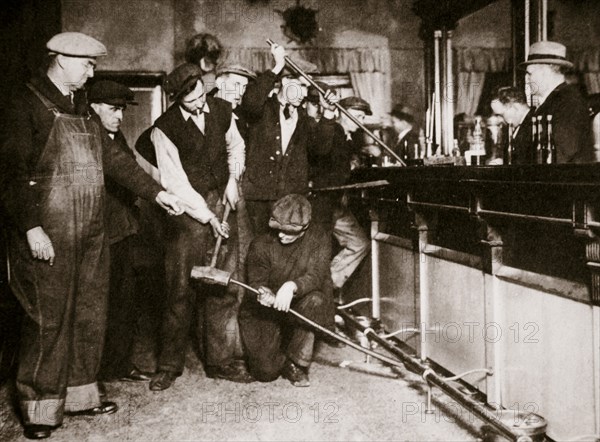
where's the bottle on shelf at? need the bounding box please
[546,114,555,164]
[505,124,514,165]
[469,116,485,165]
[536,115,545,164]
[452,139,461,157]
[531,115,537,164]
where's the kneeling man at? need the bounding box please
[239,194,334,387]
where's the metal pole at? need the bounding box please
[371,218,381,321]
[266,39,406,167]
[445,30,454,156]
[541,0,548,40]
[337,310,541,442]
[433,30,443,154]
[227,278,406,368]
[524,0,530,58]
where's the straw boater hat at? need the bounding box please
[519,41,573,69]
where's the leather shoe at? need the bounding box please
[23,424,56,439]
[65,401,118,416]
[281,360,310,387]
[205,362,255,383]
[149,371,178,391]
[120,368,152,382]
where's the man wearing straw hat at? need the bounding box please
[520,40,594,163]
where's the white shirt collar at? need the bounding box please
[179,102,211,120]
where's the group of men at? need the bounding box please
[490,40,595,164]
[0,31,373,440]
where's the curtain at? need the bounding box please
[455,72,486,117]
[349,72,391,117]
[584,73,600,94]
[222,47,392,116]
[221,47,391,75]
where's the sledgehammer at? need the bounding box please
[190,265,406,369]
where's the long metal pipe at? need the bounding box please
[266,39,406,166]
[337,310,538,442]
[227,278,407,369]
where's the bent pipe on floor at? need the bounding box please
[336,309,542,442]
[228,279,407,370]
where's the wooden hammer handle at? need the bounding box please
[209,201,231,268]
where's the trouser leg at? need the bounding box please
[239,300,286,381]
[245,200,273,237]
[202,196,243,368]
[11,197,106,424]
[65,222,108,412]
[330,210,370,289]
[286,290,330,367]
[130,201,166,373]
[99,236,136,380]
[158,215,209,374]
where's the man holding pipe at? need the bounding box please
[239,194,334,387]
[240,43,337,236]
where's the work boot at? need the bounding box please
[149,370,178,391]
[205,361,255,383]
[281,360,310,387]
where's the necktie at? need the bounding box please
[283,104,292,120]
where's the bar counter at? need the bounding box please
[345,164,600,440]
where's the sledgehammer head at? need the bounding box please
[191,266,231,286]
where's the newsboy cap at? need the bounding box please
[88,80,137,106]
[164,63,204,101]
[519,41,573,69]
[339,96,372,116]
[216,64,257,80]
[46,32,107,57]
[268,194,312,233]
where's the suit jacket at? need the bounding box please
[393,129,420,159]
[534,82,594,163]
[511,109,535,165]
[240,71,336,201]
[100,128,140,245]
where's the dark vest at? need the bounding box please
[153,96,232,194]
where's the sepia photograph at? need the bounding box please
[1,0,599,440]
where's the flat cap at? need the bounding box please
[281,55,319,78]
[88,80,137,106]
[339,96,372,116]
[46,32,107,57]
[164,63,204,101]
[306,81,329,103]
[268,194,312,233]
[216,64,257,80]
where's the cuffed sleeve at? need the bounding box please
[226,114,245,180]
[151,127,215,223]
